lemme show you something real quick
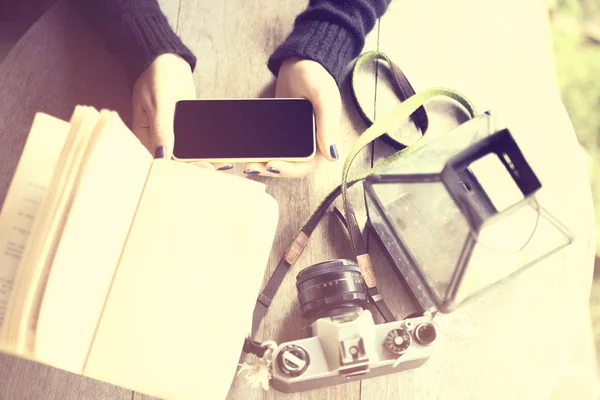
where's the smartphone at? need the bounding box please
[172,98,316,163]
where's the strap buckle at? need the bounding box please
[257,294,272,308]
[243,338,267,358]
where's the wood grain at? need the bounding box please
[0,21,33,64]
[157,0,180,31]
[134,393,155,400]
[0,0,132,209]
[0,353,131,400]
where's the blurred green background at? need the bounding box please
[548,0,600,254]
[549,0,600,373]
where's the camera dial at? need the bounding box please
[276,345,310,377]
[384,328,412,355]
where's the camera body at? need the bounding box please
[269,259,438,393]
[270,311,437,393]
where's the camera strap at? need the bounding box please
[349,51,429,149]
[243,51,477,358]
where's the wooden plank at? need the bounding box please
[0,353,131,400]
[157,0,180,29]
[0,0,58,22]
[362,0,596,399]
[134,393,154,400]
[0,0,135,398]
[169,0,379,399]
[0,0,132,207]
[0,21,30,64]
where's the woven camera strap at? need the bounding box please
[350,51,429,149]
[243,51,477,358]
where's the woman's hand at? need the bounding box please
[132,53,215,170]
[243,57,342,177]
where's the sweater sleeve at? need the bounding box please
[267,0,391,85]
[73,0,197,86]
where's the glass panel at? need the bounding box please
[365,194,438,312]
[371,181,471,302]
[453,200,572,305]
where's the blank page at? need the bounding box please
[33,111,153,373]
[84,161,279,400]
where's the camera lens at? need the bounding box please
[296,259,368,321]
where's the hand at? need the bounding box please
[243,57,342,177]
[132,53,215,170]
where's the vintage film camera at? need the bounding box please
[270,260,437,393]
[262,111,571,393]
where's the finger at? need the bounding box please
[309,90,342,162]
[191,161,216,171]
[264,154,324,178]
[149,100,176,160]
[132,105,153,154]
[243,162,267,176]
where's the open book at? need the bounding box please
[0,106,279,400]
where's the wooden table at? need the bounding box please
[0,0,595,399]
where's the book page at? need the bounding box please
[0,113,71,329]
[0,106,99,355]
[33,111,153,373]
[83,161,279,400]
[0,106,99,358]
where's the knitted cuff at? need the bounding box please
[105,14,197,86]
[267,20,357,86]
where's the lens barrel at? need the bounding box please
[296,259,368,321]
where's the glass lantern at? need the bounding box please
[364,111,572,314]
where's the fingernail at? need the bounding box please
[154,146,166,159]
[267,167,280,174]
[330,144,339,160]
[218,165,233,171]
[244,169,260,175]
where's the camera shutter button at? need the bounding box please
[415,323,437,346]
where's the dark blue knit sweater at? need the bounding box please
[74,0,390,86]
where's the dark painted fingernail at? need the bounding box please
[244,169,260,175]
[218,165,233,171]
[267,167,280,174]
[154,146,166,159]
[330,144,339,160]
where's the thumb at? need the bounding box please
[309,89,342,162]
[150,101,176,159]
[131,104,153,153]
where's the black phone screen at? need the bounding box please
[173,99,315,159]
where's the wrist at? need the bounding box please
[268,20,357,86]
[100,13,197,88]
[279,57,332,76]
[151,53,193,71]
